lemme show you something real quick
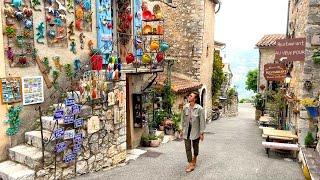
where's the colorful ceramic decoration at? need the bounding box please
[160,41,169,52]
[142,25,152,35]
[74,59,81,71]
[3,2,35,68]
[44,0,67,47]
[36,22,45,44]
[74,0,92,31]
[150,40,160,51]
[0,77,22,104]
[156,51,165,63]
[22,76,44,105]
[70,41,77,54]
[68,21,76,41]
[142,54,152,64]
[79,33,85,49]
[126,53,135,64]
[97,0,113,57]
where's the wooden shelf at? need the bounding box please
[142,19,164,22]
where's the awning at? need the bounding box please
[156,74,202,93]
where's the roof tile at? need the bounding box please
[256,34,286,47]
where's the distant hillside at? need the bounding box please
[226,48,259,99]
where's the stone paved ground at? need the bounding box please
[74,104,304,180]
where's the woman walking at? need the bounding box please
[181,92,205,172]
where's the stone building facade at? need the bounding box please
[162,0,219,118]
[256,34,286,93]
[287,0,320,148]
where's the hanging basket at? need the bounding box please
[306,106,319,118]
[90,55,103,70]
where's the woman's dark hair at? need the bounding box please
[190,91,200,104]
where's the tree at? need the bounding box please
[245,69,258,93]
[212,51,225,101]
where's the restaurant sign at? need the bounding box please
[264,63,286,81]
[275,38,306,62]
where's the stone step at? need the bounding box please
[39,116,64,131]
[0,160,35,180]
[25,130,55,151]
[9,144,50,170]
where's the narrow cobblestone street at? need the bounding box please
[75,104,304,180]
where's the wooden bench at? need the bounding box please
[262,141,299,158]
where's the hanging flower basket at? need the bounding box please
[306,106,319,118]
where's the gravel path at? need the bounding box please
[75,103,304,180]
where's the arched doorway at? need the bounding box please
[200,88,206,107]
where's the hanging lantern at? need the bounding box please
[126,53,135,64]
[142,54,152,64]
[160,42,169,52]
[156,52,165,63]
[150,40,160,51]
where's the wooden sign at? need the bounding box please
[0,77,22,104]
[264,63,286,81]
[275,38,306,62]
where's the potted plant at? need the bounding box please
[305,131,316,148]
[141,134,160,147]
[300,98,319,118]
[90,48,103,71]
[253,93,264,120]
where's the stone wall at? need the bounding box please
[0,0,98,148]
[162,0,205,80]
[35,81,127,179]
[258,48,276,92]
[288,0,320,147]
[162,0,215,115]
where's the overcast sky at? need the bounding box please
[214,0,289,98]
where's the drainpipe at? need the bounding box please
[286,0,291,38]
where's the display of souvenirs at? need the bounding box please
[0,77,22,104]
[74,0,92,31]
[3,1,35,67]
[97,0,113,54]
[108,91,115,106]
[44,0,68,47]
[132,0,168,67]
[22,76,44,105]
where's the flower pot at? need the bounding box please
[165,128,174,135]
[150,139,160,147]
[255,109,262,121]
[141,140,150,147]
[159,125,164,131]
[91,55,103,70]
[306,106,319,118]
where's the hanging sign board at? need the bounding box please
[275,38,306,62]
[264,63,286,81]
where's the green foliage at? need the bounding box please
[253,93,264,110]
[266,90,287,120]
[153,109,168,129]
[163,80,175,116]
[172,112,181,131]
[312,50,320,64]
[245,69,258,93]
[212,51,225,100]
[305,131,315,146]
[239,99,245,103]
[227,88,236,97]
[141,134,159,142]
[5,106,23,136]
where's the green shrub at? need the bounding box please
[305,131,315,146]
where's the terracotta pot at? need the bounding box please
[90,55,103,70]
[157,25,164,35]
[150,139,160,147]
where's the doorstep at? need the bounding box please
[126,149,147,162]
[299,147,320,180]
